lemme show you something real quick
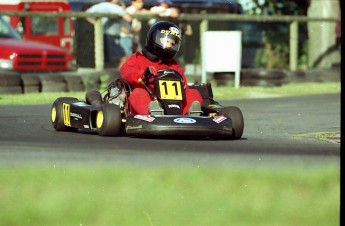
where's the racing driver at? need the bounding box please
[119,20,203,115]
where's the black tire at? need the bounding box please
[39,74,65,83]
[85,89,102,106]
[82,76,101,90]
[20,74,41,93]
[0,73,22,86]
[241,78,283,87]
[0,71,20,76]
[64,75,83,83]
[221,106,244,140]
[212,72,233,86]
[23,85,40,93]
[41,82,67,92]
[240,69,287,87]
[40,74,67,92]
[20,74,41,86]
[67,83,85,92]
[241,68,286,79]
[96,103,122,136]
[65,75,85,92]
[0,86,23,94]
[51,97,79,132]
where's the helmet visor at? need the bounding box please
[154,28,181,52]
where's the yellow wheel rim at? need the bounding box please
[51,107,57,123]
[96,111,104,129]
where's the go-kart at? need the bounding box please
[51,68,244,139]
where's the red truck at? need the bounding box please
[0,0,74,54]
[0,16,76,71]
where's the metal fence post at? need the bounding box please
[289,20,298,71]
[94,17,104,71]
[200,19,208,84]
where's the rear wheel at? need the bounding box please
[221,106,244,140]
[96,103,122,136]
[51,97,78,132]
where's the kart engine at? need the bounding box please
[108,87,126,108]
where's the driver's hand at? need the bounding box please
[143,66,157,78]
[148,66,157,76]
[143,66,157,83]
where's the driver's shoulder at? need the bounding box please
[169,63,184,73]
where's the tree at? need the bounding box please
[307,0,340,68]
[239,0,309,16]
[238,0,309,69]
[238,0,339,69]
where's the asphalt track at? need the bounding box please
[0,94,340,168]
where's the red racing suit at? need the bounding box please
[120,52,203,115]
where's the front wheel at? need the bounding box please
[221,106,244,140]
[96,103,122,136]
[51,97,78,132]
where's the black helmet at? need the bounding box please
[145,21,181,61]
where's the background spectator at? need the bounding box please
[149,0,193,67]
[125,0,152,52]
[149,0,179,20]
[335,11,341,50]
[119,19,133,67]
[86,0,132,67]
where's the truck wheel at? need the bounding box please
[51,97,78,132]
[221,106,244,140]
[96,103,122,136]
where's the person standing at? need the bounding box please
[119,19,133,67]
[335,11,341,51]
[86,0,132,67]
[149,0,179,18]
[125,0,152,52]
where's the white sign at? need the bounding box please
[202,31,242,88]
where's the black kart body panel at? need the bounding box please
[60,98,234,138]
[61,99,100,131]
[51,69,244,139]
[125,115,233,138]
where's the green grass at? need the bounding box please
[0,91,85,105]
[0,82,340,225]
[0,82,340,105]
[212,82,341,100]
[0,166,340,226]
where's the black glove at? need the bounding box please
[143,66,157,85]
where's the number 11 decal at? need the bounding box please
[158,80,183,100]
